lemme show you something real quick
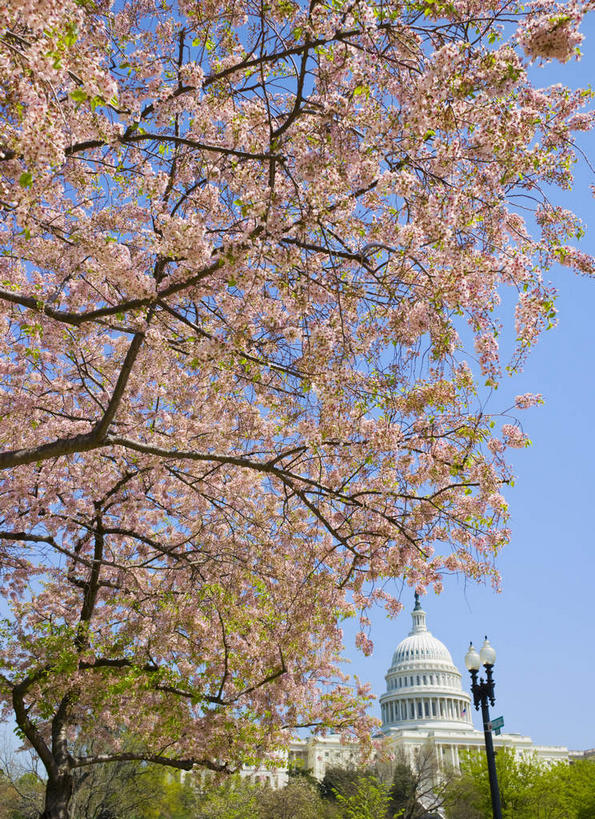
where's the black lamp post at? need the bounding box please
[465,637,503,819]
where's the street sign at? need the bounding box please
[490,716,504,735]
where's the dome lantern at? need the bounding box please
[410,592,428,635]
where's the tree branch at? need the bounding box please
[71,752,228,772]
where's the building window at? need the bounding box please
[423,675,427,685]
[424,701,430,717]
[410,702,415,719]
[432,700,437,716]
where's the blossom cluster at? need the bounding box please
[519,11,584,62]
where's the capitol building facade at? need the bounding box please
[246,597,569,788]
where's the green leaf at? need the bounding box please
[64,24,78,47]
[70,87,87,104]
[19,172,33,188]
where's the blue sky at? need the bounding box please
[343,18,595,753]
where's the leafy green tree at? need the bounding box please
[389,758,421,819]
[0,771,26,819]
[388,745,453,819]
[287,762,321,790]
[193,775,261,819]
[0,757,44,819]
[530,758,595,819]
[444,749,595,819]
[0,740,200,819]
[445,748,541,818]
[124,766,198,819]
[334,773,392,819]
[259,779,337,819]
[193,775,341,819]
[320,765,363,802]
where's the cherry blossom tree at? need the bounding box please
[0,0,593,815]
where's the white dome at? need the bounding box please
[387,597,456,671]
[391,632,454,667]
[380,596,473,732]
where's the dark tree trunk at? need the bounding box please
[40,768,74,819]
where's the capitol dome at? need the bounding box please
[380,595,473,731]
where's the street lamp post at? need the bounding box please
[465,637,503,819]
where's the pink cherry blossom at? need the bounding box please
[515,393,544,409]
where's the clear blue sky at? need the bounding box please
[343,19,595,753]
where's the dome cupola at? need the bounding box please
[380,595,473,731]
